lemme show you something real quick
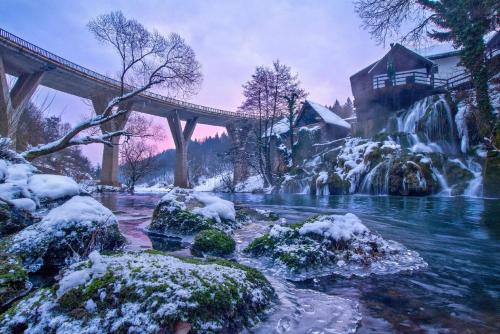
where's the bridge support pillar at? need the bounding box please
[226,121,252,186]
[0,55,45,150]
[92,95,132,187]
[167,112,197,188]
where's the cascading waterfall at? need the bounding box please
[283,94,484,197]
[360,158,392,195]
[431,167,451,196]
[463,159,483,197]
[397,95,458,155]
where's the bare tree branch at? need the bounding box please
[20,10,201,161]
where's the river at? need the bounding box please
[94,192,500,333]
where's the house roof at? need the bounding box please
[350,43,435,81]
[367,43,434,74]
[264,117,290,137]
[415,43,460,60]
[302,100,351,129]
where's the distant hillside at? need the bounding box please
[122,133,231,185]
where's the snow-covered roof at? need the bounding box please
[414,42,459,59]
[264,117,291,137]
[306,100,351,129]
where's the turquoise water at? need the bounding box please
[95,193,500,333]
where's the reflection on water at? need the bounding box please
[94,192,500,333]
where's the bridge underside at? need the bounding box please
[0,28,257,188]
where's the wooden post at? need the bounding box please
[167,112,197,188]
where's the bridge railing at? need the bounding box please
[0,28,259,120]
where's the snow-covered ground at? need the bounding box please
[135,182,172,193]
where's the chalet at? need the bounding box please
[350,32,500,137]
[350,43,440,112]
[295,100,351,141]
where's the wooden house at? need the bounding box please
[295,100,351,141]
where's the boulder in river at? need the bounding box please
[0,251,275,333]
[149,188,238,235]
[191,229,236,257]
[244,213,427,280]
[2,196,124,274]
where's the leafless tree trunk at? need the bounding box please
[120,113,165,193]
[21,10,201,161]
[240,60,306,187]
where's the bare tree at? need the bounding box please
[21,10,202,161]
[240,60,306,186]
[354,0,499,141]
[120,113,165,193]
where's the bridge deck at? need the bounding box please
[0,28,255,126]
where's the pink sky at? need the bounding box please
[1,0,391,165]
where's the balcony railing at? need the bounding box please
[372,70,473,91]
[0,28,258,120]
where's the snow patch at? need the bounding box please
[299,213,368,241]
[28,174,80,201]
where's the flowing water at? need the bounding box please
[94,192,500,333]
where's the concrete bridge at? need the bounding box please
[0,28,255,187]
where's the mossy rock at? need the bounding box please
[244,214,426,278]
[0,251,275,333]
[150,189,237,235]
[483,152,500,198]
[191,229,236,257]
[389,158,435,196]
[328,172,349,195]
[151,205,216,235]
[0,200,38,238]
[444,160,474,195]
[0,254,31,308]
[235,206,279,222]
[4,196,124,274]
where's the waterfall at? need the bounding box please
[360,159,392,195]
[463,159,483,197]
[316,171,330,196]
[432,167,451,196]
[397,95,458,155]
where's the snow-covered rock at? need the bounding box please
[235,174,265,193]
[0,251,275,333]
[0,254,31,308]
[28,174,80,203]
[244,213,427,280]
[3,196,124,273]
[0,199,38,237]
[149,188,238,235]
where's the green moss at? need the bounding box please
[0,254,29,306]
[288,215,319,229]
[235,206,279,222]
[484,153,500,197]
[191,229,236,257]
[244,234,276,256]
[277,252,302,269]
[151,204,217,235]
[58,271,117,311]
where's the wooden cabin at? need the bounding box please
[350,43,448,137]
[295,100,351,141]
[350,43,441,111]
